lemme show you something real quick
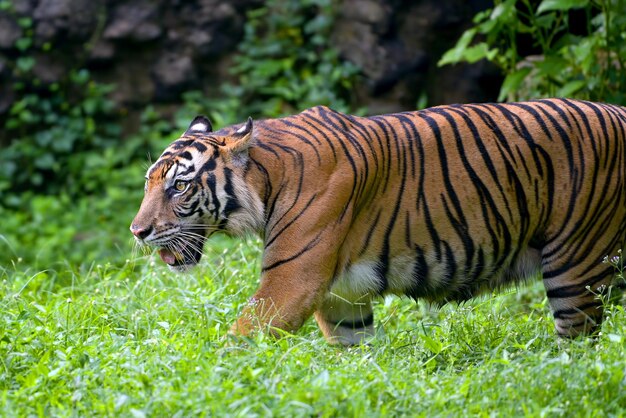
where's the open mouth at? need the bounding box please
[157,230,207,270]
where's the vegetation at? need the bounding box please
[2,0,626,416]
[2,244,626,416]
[230,0,359,117]
[439,0,626,104]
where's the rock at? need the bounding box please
[104,57,156,105]
[12,0,37,15]
[0,0,500,125]
[0,13,21,49]
[152,52,197,101]
[332,0,498,112]
[332,21,387,81]
[339,0,392,34]
[33,0,102,43]
[173,0,244,56]
[32,51,67,84]
[89,39,116,62]
[103,1,162,42]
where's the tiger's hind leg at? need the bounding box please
[315,295,374,345]
[542,257,618,337]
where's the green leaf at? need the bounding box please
[16,56,35,72]
[15,37,31,51]
[34,153,55,169]
[535,55,569,78]
[498,67,532,101]
[556,80,586,97]
[17,17,32,28]
[437,29,477,66]
[537,0,589,14]
[491,0,516,21]
[535,13,557,29]
[463,43,498,64]
[422,334,447,355]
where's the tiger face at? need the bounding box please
[130,116,264,271]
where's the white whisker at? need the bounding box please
[180,231,207,240]
[177,236,205,256]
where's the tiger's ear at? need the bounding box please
[224,117,254,155]
[185,115,212,135]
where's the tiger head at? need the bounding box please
[130,116,265,271]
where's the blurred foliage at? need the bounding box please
[0,13,146,208]
[176,0,360,126]
[231,0,359,117]
[0,0,359,269]
[0,169,144,270]
[0,0,359,209]
[439,0,626,104]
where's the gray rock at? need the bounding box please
[339,0,392,33]
[332,21,387,81]
[152,52,197,100]
[33,0,101,42]
[0,0,499,121]
[0,13,21,49]
[0,78,14,114]
[104,1,162,42]
[32,52,66,83]
[104,57,156,105]
[89,39,116,61]
[12,0,37,15]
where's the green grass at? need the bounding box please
[2,180,626,416]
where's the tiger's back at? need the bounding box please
[132,98,626,344]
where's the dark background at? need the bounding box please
[0,0,499,130]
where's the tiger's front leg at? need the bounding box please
[229,272,327,338]
[228,191,357,340]
[229,244,340,338]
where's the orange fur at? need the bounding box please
[132,99,626,344]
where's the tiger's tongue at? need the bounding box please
[159,248,177,265]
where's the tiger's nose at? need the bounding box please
[130,224,153,240]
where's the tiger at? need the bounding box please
[131,98,626,345]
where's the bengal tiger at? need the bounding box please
[131,98,626,345]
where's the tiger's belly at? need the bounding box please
[329,248,542,303]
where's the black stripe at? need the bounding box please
[544,102,620,270]
[359,209,382,256]
[328,314,374,329]
[300,112,338,162]
[553,301,600,319]
[266,122,322,165]
[179,151,193,160]
[408,245,429,299]
[262,232,324,272]
[441,240,457,289]
[200,158,216,172]
[191,141,208,152]
[315,108,360,222]
[265,193,318,248]
[204,173,220,219]
[370,117,409,293]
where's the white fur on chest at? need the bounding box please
[330,257,416,301]
[330,261,379,301]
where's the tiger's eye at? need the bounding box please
[174,180,187,192]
